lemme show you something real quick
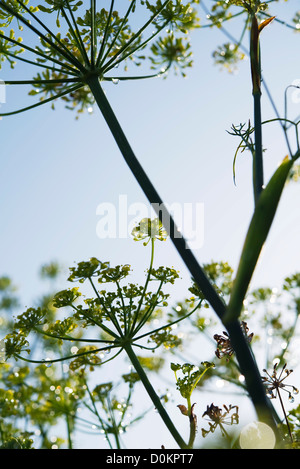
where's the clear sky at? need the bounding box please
[0,0,300,448]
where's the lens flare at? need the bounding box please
[239,421,276,449]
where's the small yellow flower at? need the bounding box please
[131,218,168,245]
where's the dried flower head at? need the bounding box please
[214,321,253,360]
[261,363,299,403]
[201,403,239,438]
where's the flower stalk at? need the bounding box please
[124,343,188,449]
[250,14,275,204]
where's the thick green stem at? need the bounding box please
[87,75,279,439]
[225,320,279,433]
[124,343,188,449]
[250,14,264,204]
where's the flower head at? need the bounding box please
[201,403,239,438]
[0,0,200,117]
[262,363,299,403]
[131,218,168,245]
[214,321,253,360]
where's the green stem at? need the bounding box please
[15,0,80,68]
[106,394,121,449]
[15,343,117,365]
[101,19,169,75]
[0,0,85,72]
[102,66,169,81]
[134,300,201,342]
[188,413,197,449]
[0,30,78,74]
[96,0,115,67]
[3,48,79,76]
[61,6,90,68]
[253,91,264,204]
[124,343,188,449]
[0,83,84,116]
[116,280,127,334]
[88,277,124,337]
[129,238,155,335]
[100,0,170,72]
[5,78,80,85]
[86,75,279,439]
[85,380,113,449]
[90,0,96,68]
[65,399,73,448]
[64,0,91,67]
[225,320,278,430]
[97,0,134,68]
[186,397,196,449]
[277,388,293,443]
[132,280,163,337]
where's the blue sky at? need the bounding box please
[0,0,300,448]
[1,0,299,304]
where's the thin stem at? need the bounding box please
[88,277,124,337]
[85,380,113,449]
[0,30,79,74]
[253,91,264,204]
[277,388,293,443]
[226,320,279,431]
[134,300,201,342]
[64,0,91,67]
[115,280,127,335]
[5,78,80,85]
[131,279,164,337]
[14,0,81,68]
[72,301,121,340]
[106,394,122,449]
[2,49,79,76]
[129,238,155,335]
[60,7,90,68]
[101,19,169,76]
[62,381,73,448]
[15,343,117,365]
[90,0,96,68]
[200,0,293,157]
[96,0,115,68]
[97,0,136,68]
[200,9,245,28]
[102,66,169,81]
[33,326,115,344]
[124,343,188,449]
[0,31,79,75]
[0,0,85,72]
[99,0,170,72]
[0,83,84,116]
[187,411,197,449]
